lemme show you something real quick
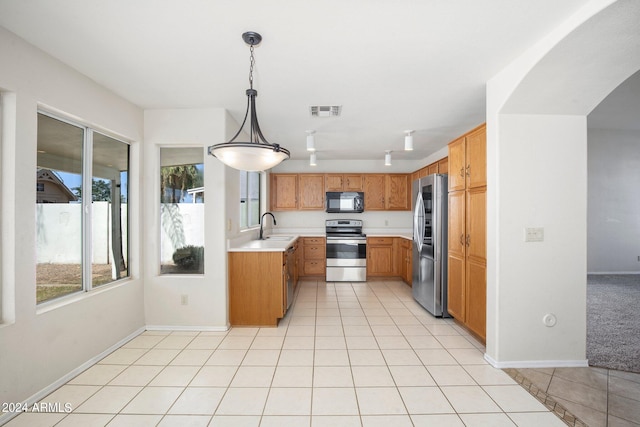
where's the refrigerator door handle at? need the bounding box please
[414,192,425,253]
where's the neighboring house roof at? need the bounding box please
[36,168,78,202]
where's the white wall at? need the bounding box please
[143,108,229,329]
[0,26,144,409]
[587,128,640,273]
[486,0,638,367]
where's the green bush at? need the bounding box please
[172,245,204,271]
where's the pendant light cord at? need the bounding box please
[249,44,255,90]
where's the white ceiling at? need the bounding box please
[1,0,624,162]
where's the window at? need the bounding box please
[240,171,261,229]
[160,147,204,274]
[36,112,130,304]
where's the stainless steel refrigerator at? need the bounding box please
[412,174,449,317]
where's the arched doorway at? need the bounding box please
[485,0,640,367]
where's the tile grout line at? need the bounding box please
[504,368,589,427]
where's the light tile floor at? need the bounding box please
[4,280,585,426]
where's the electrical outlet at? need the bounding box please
[384,219,389,226]
[181,294,188,305]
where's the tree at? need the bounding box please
[160,164,203,203]
[72,179,112,202]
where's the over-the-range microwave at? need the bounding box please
[326,191,364,213]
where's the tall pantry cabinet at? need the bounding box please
[447,124,487,341]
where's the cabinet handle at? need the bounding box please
[459,234,464,246]
[466,164,470,177]
[459,167,464,178]
[466,234,471,246]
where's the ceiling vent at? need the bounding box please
[310,105,342,117]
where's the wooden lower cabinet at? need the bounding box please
[299,237,326,278]
[367,237,394,276]
[398,238,412,285]
[228,251,288,326]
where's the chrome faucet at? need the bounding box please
[259,212,276,240]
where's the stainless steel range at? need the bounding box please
[325,219,367,282]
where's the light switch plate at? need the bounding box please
[525,227,544,242]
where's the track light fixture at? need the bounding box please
[404,130,414,151]
[306,130,316,152]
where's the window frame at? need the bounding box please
[36,110,131,305]
[239,170,263,230]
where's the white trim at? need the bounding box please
[145,324,230,332]
[0,326,145,426]
[484,353,589,369]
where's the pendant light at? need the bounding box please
[404,130,414,151]
[384,150,392,166]
[310,152,317,166]
[208,32,290,171]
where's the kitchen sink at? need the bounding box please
[263,235,293,241]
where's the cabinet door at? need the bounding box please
[447,190,466,320]
[367,245,394,276]
[447,253,465,321]
[344,174,364,191]
[437,157,448,175]
[427,163,438,175]
[270,174,298,211]
[364,174,386,210]
[448,137,466,191]
[325,174,344,191]
[448,191,466,260]
[299,174,325,210]
[465,259,486,340]
[466,188,486,264]
[466,125,486,189]
[386,174,410,210]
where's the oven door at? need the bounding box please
[326,239,366,266]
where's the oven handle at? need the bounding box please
[326,239,366,244]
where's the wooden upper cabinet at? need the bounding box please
[325,174,364,191]
[466,125,486,189]
[364,174,386,210]
[427,163,438,175]
[448,136,466,191]
[325,174,344,191]
[270,174,298,211]
[364,174,410,211]
[386,174,410,210]
[298,174,325,210]
[344,174,364,191]
[438,157,449,175]
[448,124,486,191]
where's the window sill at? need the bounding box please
[36,278,132,315]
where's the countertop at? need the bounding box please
[227,232,412,252]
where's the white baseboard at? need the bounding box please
[587,271,640,275]
[0,326,146,426]
[145,324,230,332]
[484,353,589,369]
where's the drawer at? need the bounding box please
[367,237,393,245]
[303,260,325,275]
[303,237,325,245]
[304,245,325,259]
